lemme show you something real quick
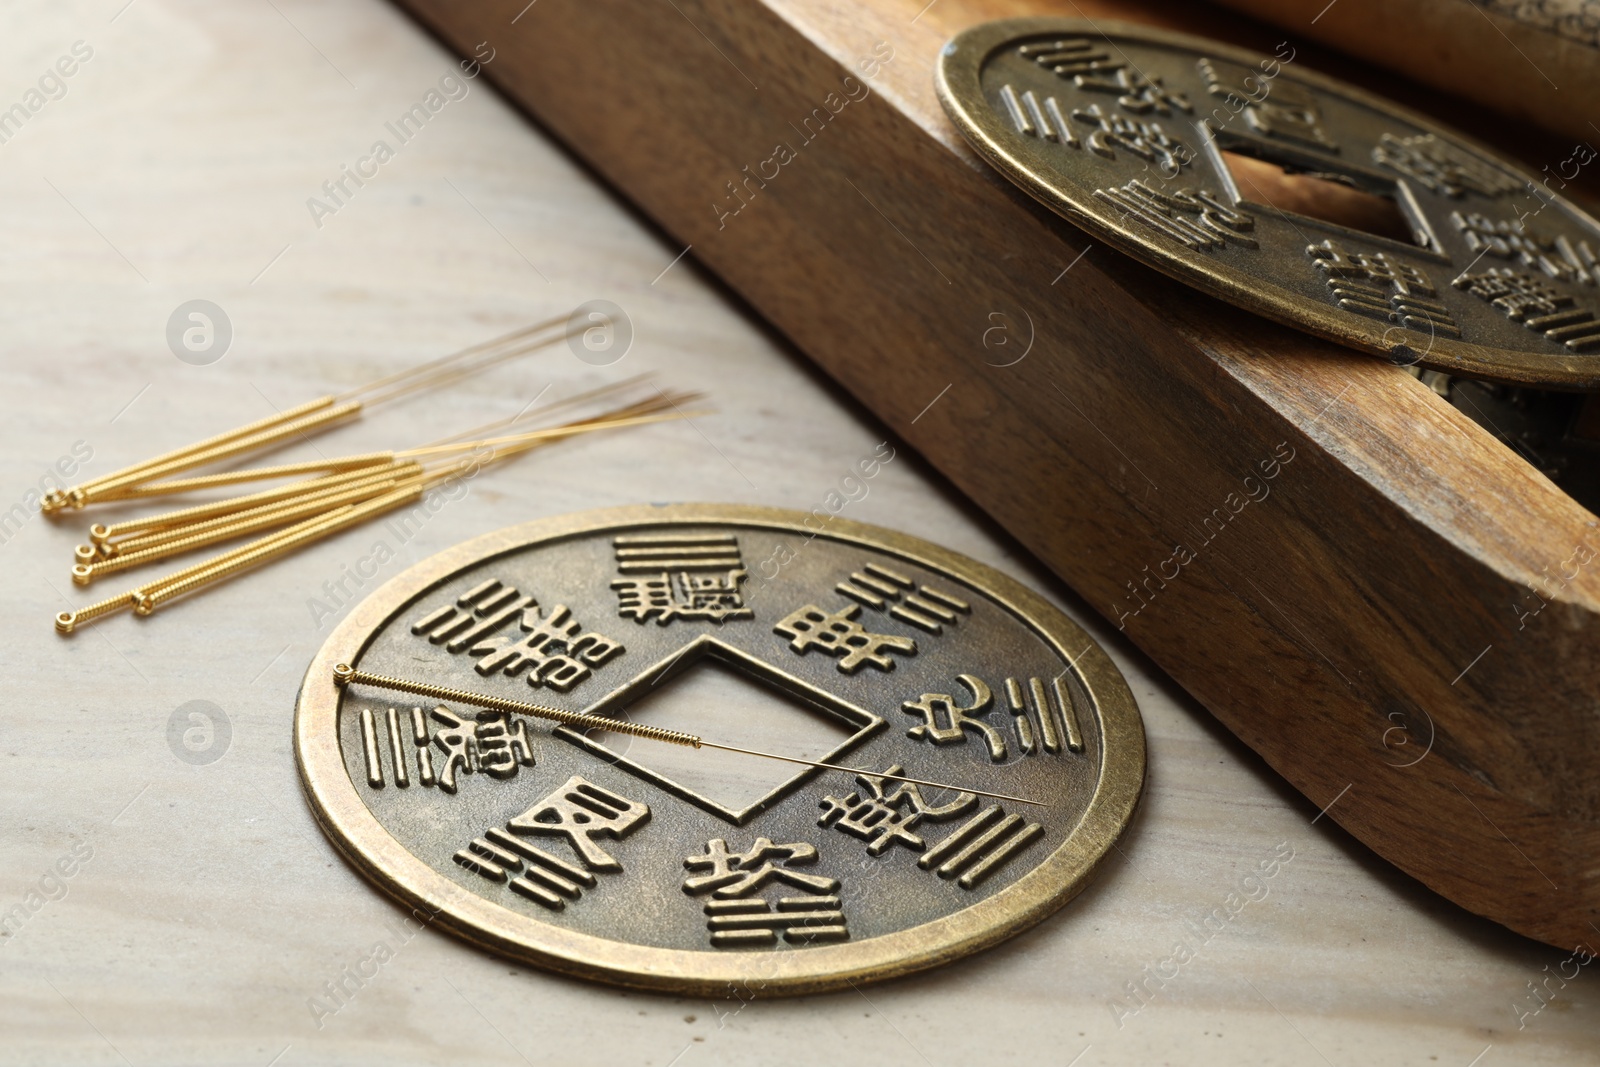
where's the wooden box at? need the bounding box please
[391,0,1600,949]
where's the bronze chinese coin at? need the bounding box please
[295,504,1144,995]
[936,19,1600,388]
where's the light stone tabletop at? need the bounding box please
[0,2,1593,1065]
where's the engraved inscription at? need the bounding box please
[818,764,977,856]
[1373,133,1520,199]
[411,577,625,691]
[683,838,847,947]
[1019,38,1193,116]
[412,707,435,786]
[359,707,383,787]
[506,776,651,872]
[471,604,624,690]
[1001,81,1196,172]
[1095,180,1258,251]
[411,577,531,649]
[1071,66,1192,116]
[901,673,1084,760]
[700,896,848,947]
[919,807,1045,890]
[773,603,917,673]
[835,561,971,634]
[902,674,1006,760]
[451,782,643,910]
[1197,57,1335,150]
[1308,239,1462,337]
[357,703,534,793]
[611,533,752,624]
[1453,269,1600,352]
[429,706,535,793]
[1072,103,1191,175]
[1450,212,1598,286]
[684,838,837,897]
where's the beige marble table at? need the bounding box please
[0,2,1594,1064]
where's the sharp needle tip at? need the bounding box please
[697,740,1039,806]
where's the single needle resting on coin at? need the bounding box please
[333,664,1042,807]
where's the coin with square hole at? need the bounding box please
[296,504,1144,995]
[937,19,1600,387]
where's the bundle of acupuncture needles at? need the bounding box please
[47,319,705,635]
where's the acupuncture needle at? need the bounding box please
[54,402,706,633]
[44,318,568,513]
[333,664,1042,807]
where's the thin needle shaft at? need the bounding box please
[398,409,707,459]
[46,319,566,515]
[695,741,1040,806]
[334,665,701,745]
[413,375,654,449]
[333,316,564,402]
[93,453,395,500]
[332,666,1040,806]
[90,465,401,542]
[62,396,337,505]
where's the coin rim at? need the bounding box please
[295,503,1146,996]
[935,17,1600,388]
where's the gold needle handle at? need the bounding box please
[77,401,365,506]
[94,452,396,502]
[132,484,422,615]
[331,666,1042,806]
[54,591,137,635]
[106,467,419,559]
[43,396,338,514]
[75,472,420,583]
[57,410,686,631]
[45,316,566,515]
[90,464,410,544]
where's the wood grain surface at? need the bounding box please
[1,2,1596,1064]
[1210,0,1600,145]
[391,0,1600,953]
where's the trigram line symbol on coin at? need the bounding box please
[1004,674,1085,755]
[411,577,534,651]
[1018,37,1124,78]
[611,532,751,624]
[357,704,537,792]
[835,561,970,633]
[998,83,1079,146]
[453,828,599,910]
[704,896,850,947]
[919,806,1044,890]
[1454,268,1600,352]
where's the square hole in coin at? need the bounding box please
[1218,146,1419,246]
[589,659,859,815]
